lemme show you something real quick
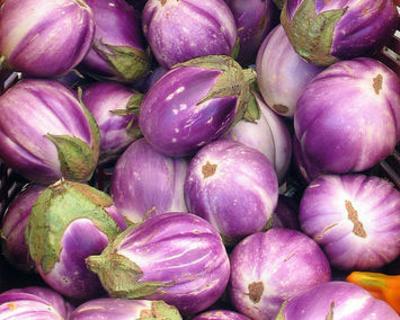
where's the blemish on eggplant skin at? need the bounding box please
[345,200,367,238]
[248,282,264,304]
[273,104,289,114]
[202,162,217,178]
[373,74,383,95]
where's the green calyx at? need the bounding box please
[25,180,120,274]
[94,41,151,82]
[275,301,288,320]
[281,0,347,66]
[231,38,241,60]
[140,301,182,320]
[243,91,261,123]
[110,92,144,117]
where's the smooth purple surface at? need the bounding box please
[82,0,147,80]
[139,66,239,157]
[111,139,188,223]
[295,58,400,174]
[194,310,250,320]
[0,79,96,184]
[278,281,399,320]
[226,0,275,65]
[230,229,331,320]
[300,174,400,270]
[185,140,278,243]
[143,0,237,68]
[1,185,45,272]
[272,196,299,229]
[225,92,292,182]
[256,25,322,117]
[109,213,230,314]
[82,82,139,160]
[0,0,95,77]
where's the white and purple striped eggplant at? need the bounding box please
[185,140,279,244]
[1,185,45,272]
[256,25,322,117]
[225,0,276,65]
[143,0,237,68]
[87,213,230,315]
[0,0,95,77]
[0,80,100,184]
[139,55,253,157]
[230,229,331,320]
[111,138,188,223]
[25,181,127,300]
[225,92,292,182]
[70,298,182,320]
[82,82,143,162]
[82,0,150,82]
[281,0,398,66]
[194,310,250,320]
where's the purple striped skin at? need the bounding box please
[70,298,182,320]
[0,79,99,184]
[282,0,398,66]
[5,287,73,318]
[256,25,322,117]
[295,58,400,175]
[225,93,292,182]
[230,229,331,320]
[292,136,321,183]
[82,82,141,162]
[194,310,250,320]
[276,282,399,320]
[225,0,275,65]
[271,196,299,230]
[1,185,45,272]
[82,0,149,82]
[143,0,237,68]
[0,292,66,319]
[111,139,188,223]
[87,213,231,315]
[0,0,95,78]
[300,175,400,270]
[185,140,279,244]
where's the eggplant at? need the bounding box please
[194,310,250,320]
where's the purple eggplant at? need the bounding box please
[225,0,275,65]
[70,298,182,319]
[82,0,150,82]
[292,136,321,183]
[0,0,95,77]
[281,0,398,66]
[139,56,253,157]
[230,229,331,320]
[185,140,278,244]
[25,181,126,300]
[111,138,188,223]
[0,79,100,184]
[82,82,143,162]
[87,212,230,315]
[270,196,299,229]
[256,25,322,117]
[194,310,250,320]
[276,281,399,320]
[5,287,73,318]
[225,92,292,182]
[295,58,400,174]
[300,174,400,270]
[1,185,45,272]
[143,0,237,68]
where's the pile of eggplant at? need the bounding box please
[0,0,399,319]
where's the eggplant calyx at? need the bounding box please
[275,301,288,320]
[140,301,182,320]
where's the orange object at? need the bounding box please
[347,272,400,314]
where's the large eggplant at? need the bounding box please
[82,0,150,82]
[281,0,398,66]
[0,0,95,77]
[0,80,100,184]
[230,229,331,320]
[256,25,322,117]
[1,185,45,272]
[139,56,252,157]
[143,0,237,68]
[194,310,250,320]
[82,82,142,162]
[299,174,400,270]
[111,138,188,223]
[87,213,230,315]
[275,281,399,320]
[25,181,127,300]
[185,140,278,244]
[295,58,400,174]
